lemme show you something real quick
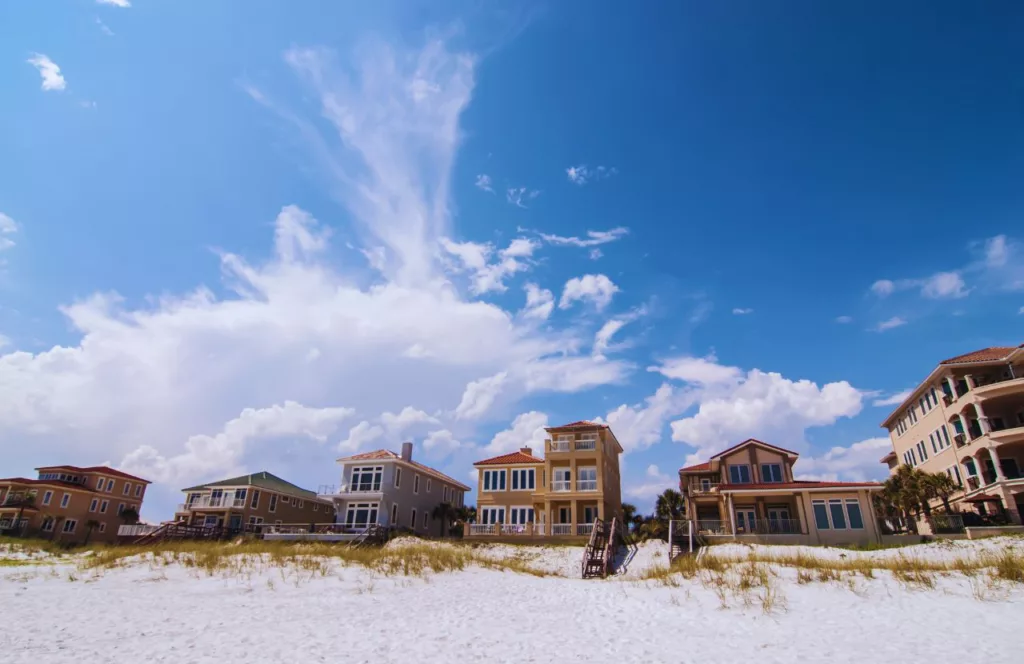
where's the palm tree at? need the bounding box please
[620,503,638,531]
[12,493,35,535]
[119,506,140,525]
[655,489,686,522]
[84,519,101,545]
[924,472,959,513]
[431,502,457,538]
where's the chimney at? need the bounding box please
[401,442,413,462]
[520,446,532,456]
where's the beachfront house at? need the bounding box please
[0,464,151,544]
[467,420,624,540]
[679,439,884,546]
[320,443,470,536]
[880,343,1024,528]
[174,471,334,532]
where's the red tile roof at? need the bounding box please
[473,451,545,466]
[0,477,100,492]
[940,345,1022,365]
[334,449,470,491]
[879,451,897,463]
[546,420,609,431]
[711,438,799,459]
[720,481,882,491]
[35,465,151,484]
[680,462,711,472]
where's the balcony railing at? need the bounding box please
[576,480,598,492]
[551,524,573,536]
[318,484,383,496]
[551,481,572,492]
[117,524,160,538]
[575,439,597,451]
[577,523,594,537]
[742,519,803,535]
[696,519,728,535]
[548,440,571,452]
[688,480,721,494]
[469,524,496,536]
[182,495,246,509]
[954,433,967,448]
[966,476,981,491]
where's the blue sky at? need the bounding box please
[1,0,1022,519]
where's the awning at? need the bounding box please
[963,493,1002,503]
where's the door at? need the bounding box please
[734,509,756,533]
[228,514,242,531]
[558,507,571,524]
[766,508,790,533]
[583,506,598,524]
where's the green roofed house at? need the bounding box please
[174,471,335,532]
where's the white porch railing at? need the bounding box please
[576,480,597,492]
[117,524,159,537]
[688,480,721,494]
[548,440,571,452]
[575,439,597,451]
[551,524,573,536]
[318,484,384,495]
[577,523,594,536]
[185,495,246,509]
[551,481,572,492]
[469,524,496,536]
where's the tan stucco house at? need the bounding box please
[467,420,623,540]
[880,343,1024,526]
[0,465,151,544]
[680,439,884,546]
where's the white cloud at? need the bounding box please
[731,308,753,315]
[985,235,1008,267]
[565,164,617,186]
[872,389,913,407]
[648,353,741,386]
[663,355,863,461]
[96,18,115,36]
[795,437,891,482]
[0,335,10,350]
[120,401,354,485]
[592,306,645,359]
[27,54,66,92]
[482,411,548,456]
[520,283,554,321]
[873,316,907,332]
[422,429,466,455]
[603,384,693,454]
[539,227,628,248]
[337,421,385,453]
[454,372,508,420]
[474,174,493,193]
[625,464,675,500]
[440,237,538,294]
[835,315,853,324]
[0,213,17,252]
[506,187,540,208]
[380,406,439,436]
[589,248,603,260]
[1019,306,1024,315]
[96,0,131,6]
[559,274,619,311]
[921,271,969,299]
[870,279,895,297]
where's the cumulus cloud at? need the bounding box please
[625,464,675,500]
[454,372,508,420]
[648,353,741,386]
[439,236,538,294]
[520,283,554,321]
[27,54,66,91]
[474,174,493,193]
[559,274,619,311]
[422,429,466,456]
[481,411,548,456]
[380,406,439,436]
[795,437,891,482]
[337,421,385,453]
[603,384,693,454]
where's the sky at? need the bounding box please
[1,0,1022,520]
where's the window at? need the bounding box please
[313,503,319,511]
[123,483,131,495]
[350,466,383,492]
[411,508,417,528]
[342,503,378,529]
[908,407,918,424]
[89,498,98,513]
[812,501,831,530]
[42,491,53,506]
[948,465,963,487]
[552,468,572,491]
[117,503,125,515]
[390,503,399,526]
[511,468,536,491]
[443,486,450,502]
[269,494,278,513]
[248,516,265,526]
[41,517,55,532]
[106,479,115,492]
[728,465,751,484]
[423,511,429,529]
[480,507,505,525]
[414,474,420,494]
[100,500,108,514]
[297,500,304,509]
[482,469,507,492]
[98,523,106,533]
[96,477,106,490]
[250,490,260,509]
[234,489,247,504]
[760,464,783,483]
[394,467,402,489]
[910,448,918,466]
[941,425,951,448]
[60,493,70,508]
[828,500,847,529]
[577,467,597,491]
[916,440,928,462]
[509,507,535,525]
[62,519,78,534]
[134,485,142,498]
[280,496,290,505]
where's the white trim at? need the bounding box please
[394,467,402,489]
[59,493,70,509]
[99,500,109,514]
[390,502,399,527]
[41,491,53,506]
[61,519,78,534]
[413,474,420,495]
[268,494,278,513]
[481,469,507,492]
[411,507,417,530]
[89,498,98,513]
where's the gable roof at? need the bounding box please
[335,449,471,491]
[940,345,1022,365]
[35,465,151,484]
[182,471,320,499]
[0,477,101,493]
[678,439,798,473]
[546,420,609,431]
[473,451,545,467]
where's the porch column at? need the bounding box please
[987,447,1006,482]
[974,402,990,434]
[945,376,957,400]
[964,374,975,390]
[957,461,972,491]
[726,493,736,536]
[572,499,579,532]
[957,413,970,438]
[794,496,808,535]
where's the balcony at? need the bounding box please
[688,480,721,495]
[551,480,572,492]
[575,439,597,451]
[547,440,571,453]
[317,484,384,497]
[182,495,246,510]
[118,524,160,538]
[576,480,598,492]
[971,375,1024,398]
[550,524,573,536]
[577,523,594,537]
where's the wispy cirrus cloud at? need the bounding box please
[474,174,493,193]
[96,0,131,7]
[566,164,617,186]
[538,226,628,248]
[506,187,540,208]
[96,18,115,36]
[0,213,18,253]
[731,307,753,315]
[872,316,907,332]
[26,54,66,91]
[872,389,913,407]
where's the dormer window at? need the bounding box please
[761,464,783,483]
[728,464,751,484]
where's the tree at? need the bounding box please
[120,507,140,525]
[924,472,959,513]
[655,489,686,522]
[12,493,35,535]
[431,502,457,538]
[620,503,638,531]
[84,519,101,545]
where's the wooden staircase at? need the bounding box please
[581,518,612,578]
[668,519,701,561]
